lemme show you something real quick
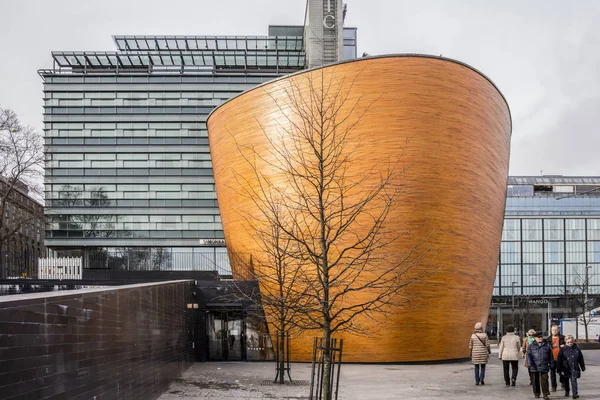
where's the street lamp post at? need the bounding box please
[511,281,518,326]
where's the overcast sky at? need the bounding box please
[1,0,599,176]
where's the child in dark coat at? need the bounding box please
[557,335,586,399]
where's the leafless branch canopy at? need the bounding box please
[563,271,599,340]
[228,67,438,338]
[0,106,44,247]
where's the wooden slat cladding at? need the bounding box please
[208,56,511,362]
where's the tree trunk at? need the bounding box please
[0,241,4,279]
[322,321,332,400]
[279,326,285,384]
[575,305,579,340]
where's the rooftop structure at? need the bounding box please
[506,176,600,216]
[508,176,600,186]
[40,36,306,76]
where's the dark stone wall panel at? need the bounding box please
[0,280,194,400]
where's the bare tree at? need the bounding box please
[509,294,535,336]
[567,270,598,341]
[151,248,172,270]
[228,186,311,383]
[229,68,437,399]
[0,107,44,277]
[84,186,115,238]
[52,185,115,239]
[126,248,152,271]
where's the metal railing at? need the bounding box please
[309,338,344,400]
[84,250,252,276]
[38,257,83,280]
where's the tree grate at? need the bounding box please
[260,380,309,386]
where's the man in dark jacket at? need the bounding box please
[557,335,585,399]
[526,331,553,399]
[546,325,565,392]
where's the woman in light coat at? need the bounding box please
[499,325,521,386]
[470,322,491,385]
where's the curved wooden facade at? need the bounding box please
[207,56,511,362]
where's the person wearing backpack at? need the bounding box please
[470,322,491,385]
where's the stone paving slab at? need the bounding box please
[158,349,600,399]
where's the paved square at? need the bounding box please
[159,349,600,399]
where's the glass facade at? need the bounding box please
[496,177,600,296]
[41,34,309,271]
[343,28,358,60]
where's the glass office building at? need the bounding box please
[40,12,357,272]
[40,35,306,271]
[490,176,600,336]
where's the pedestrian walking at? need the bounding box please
[522,328,536,385]
[546,324,565,392]
[499,325,521,386]
[557,335,586,399]
[469,322,490,386]
[526,331,552,399]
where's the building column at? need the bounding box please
[547,300,553,332]
[0,241,4,279]
[83,247,90,270]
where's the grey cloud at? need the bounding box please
[1,0,599,175]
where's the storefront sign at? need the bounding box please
[528,299,549,304]
[198,239,226,246]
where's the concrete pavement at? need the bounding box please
[158,348,600,399]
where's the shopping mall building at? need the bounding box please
[490,176,600,338]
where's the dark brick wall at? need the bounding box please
[0,280,195,400]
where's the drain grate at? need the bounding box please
[260,380,309,386]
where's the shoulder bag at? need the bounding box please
[475,333,491,354]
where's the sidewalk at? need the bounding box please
[158,349,600,399]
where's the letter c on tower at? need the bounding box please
[323,15,335,29]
